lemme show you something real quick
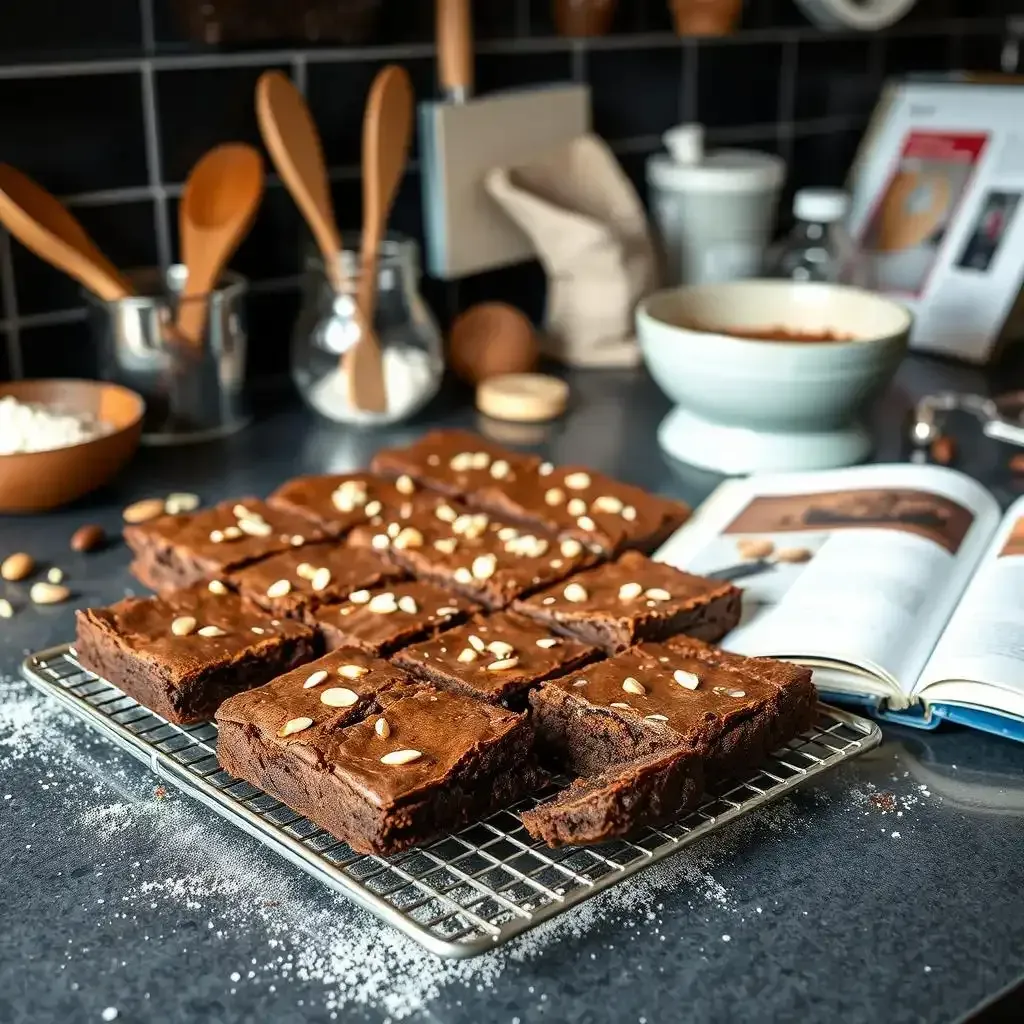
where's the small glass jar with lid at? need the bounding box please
[291,234,444,426]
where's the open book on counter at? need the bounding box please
[656,463,1024,743]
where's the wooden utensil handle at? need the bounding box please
[437,0,473,101]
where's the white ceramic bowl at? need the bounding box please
[636,279,911,474]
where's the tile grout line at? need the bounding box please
[139,0,156,55]
[571,40,585,83]
[681,40,698,125]
[776,38,799,168]
[292,53,308,95]
[0,228,24,378]
[0,18,1003,81]
[140,59,173,271]
[515,0,531,38]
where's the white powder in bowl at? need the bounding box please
[0,395,113,455]
[306,347,438,425]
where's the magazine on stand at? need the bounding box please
[656,463,1024,742]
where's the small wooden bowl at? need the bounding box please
[0,379,145,513]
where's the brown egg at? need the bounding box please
[449,302,540,384]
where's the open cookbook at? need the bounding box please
[656,463,1024,742]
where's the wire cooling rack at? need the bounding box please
[22,643,881,958]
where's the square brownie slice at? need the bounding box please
[310,580,478,654]
[352,500,595,609]
[221,682,541,856]
[513,551,742,652]
[75,586,318,725]
[392,611,598,709]
[470,465,691,556]
[520,744,705,847]
[370,429,541,498]
[125,497,327,592]
[530,637,816,778]
[216,646,416,752]
[228,542,403,618]
[268,473,422,536]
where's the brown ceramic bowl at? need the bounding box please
[0,379,145,513]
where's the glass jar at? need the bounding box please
[291,235,444,426]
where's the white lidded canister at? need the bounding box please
[646,124,786,287]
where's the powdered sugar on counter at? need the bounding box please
[0,395,113,454]
[0,677,933,1021]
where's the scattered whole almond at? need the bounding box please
[29,581,70,605]
[47,567,64,585]
[736,537,774,561]
[774,547,812,564]
[930,435,956,466]
[278,716,313,738]
[0,598,14,619]
[320,686,359,708]
[1009,452,1024,475]
[123,498,166,524]
[338,664,369,680]
[380,749,422,766]
[70,524,106,553]
[165,492,200,515]
[1,552,34,581]
[171,615,197,637]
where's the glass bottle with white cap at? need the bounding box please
[766,187,865,285]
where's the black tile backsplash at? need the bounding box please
[18,318,97,380]
[0,1,142,62]
[0,0,1013,382]
[588,47,685,140]
[156,63,291,182]
[698,41,784,129]
[795,39,876,121]
[306,57,435,167]
[0,73,148,193]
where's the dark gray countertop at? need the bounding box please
[2,362,1024,1024]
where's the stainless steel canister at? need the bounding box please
[85,265,250,444]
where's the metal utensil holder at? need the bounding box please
[85,266,250,444]
[910,390,1024,450]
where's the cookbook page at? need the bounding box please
[657,465,1000,696]
[915,495,1024,718]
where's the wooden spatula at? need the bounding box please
[0,163,134,301]
[176,143,264,347]
[343,65,415,414]
[255,70,345,293]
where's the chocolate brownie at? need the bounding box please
[470,464,691,556]
[370,429,541,498]
[520,745,704,847]
[228,542,403,618]
[351,500,595,609]
[392,611,599,709]
[125,497,327,592]
[309,580,478,654]
[75,586,318,725]
[218,681,541,856]
[530,637,816,778]
[513,551,742,652]
[215,647,416,746]
[268,473,423,536]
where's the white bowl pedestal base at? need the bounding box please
[657,405,872,475]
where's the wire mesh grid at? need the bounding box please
[22,643,881,958]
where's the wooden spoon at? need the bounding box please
[0,164,134,301]
[176,143,264,347]
[343,64,415,414]
[255,70,344,293]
